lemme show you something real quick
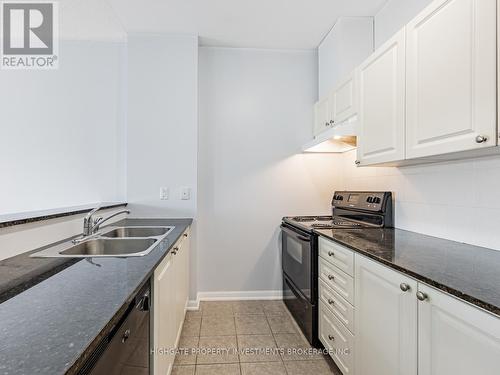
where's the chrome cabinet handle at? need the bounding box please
[355,160,361,165]
[328,251,335,257]
[328,335,335,341]
[400,283,411,292]
[416,291,429,301]
[325,122,330,127]
[330,120,335,124]
[475,135,488,143]
[327,298,335,305]
[183,233,188,237]
[172,246,179,255]
[328,275,335,281]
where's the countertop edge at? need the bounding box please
[0,203,128,229]
[314,230,500,318]
[64,219,193,375]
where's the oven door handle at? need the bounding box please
[280,225,311,243]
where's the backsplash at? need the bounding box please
[340,150,500,251]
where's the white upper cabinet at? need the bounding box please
[355,255,418,375]
[357,29,406,166]
[332,72,357,125]
[314,96,332,136]
[417,283,500,375]
[405,0,497,158]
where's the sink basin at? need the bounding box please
[101,226,171,238]
[58,238,157,257]
[30,225,175,258]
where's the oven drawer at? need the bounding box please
[319,302,354,375]
[319,279,354,334]
[319,257,354,305]
[319,237,354,277]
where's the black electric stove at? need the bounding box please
[281,191,393,347]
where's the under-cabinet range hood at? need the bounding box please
[302,116,357,153]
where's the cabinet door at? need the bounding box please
[332,72,357,124]
[418,284,500,375]
[173,240,185,341]
[181,231,190,314]
[154,253,176,375]
[357,29,406,166]
[355,255,417,375]
[174,232,190,339]
[314,96,332,136]
[406,0,497,158]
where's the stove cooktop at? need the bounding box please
[285,216,364,230]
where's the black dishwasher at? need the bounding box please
[79,282,151,375]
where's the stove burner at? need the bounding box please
[292,217,316,222]
[332,221,361,227]
[315,216,333,221]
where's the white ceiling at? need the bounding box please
[106,0,389,49]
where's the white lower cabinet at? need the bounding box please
[353,253,500,375]
[153,228,190,375]
[354,255,418,375]
[319,302,355,374]
[417,283,500,375]
[319,238,356,375]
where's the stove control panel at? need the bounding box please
[332,191,391,212]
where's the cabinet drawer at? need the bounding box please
[319,279,354,334]
[319,237,354,277]
[319,302,354,375]
[319,257,354,305]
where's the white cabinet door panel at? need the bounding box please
[357,29,406,165]
[319,257,354,305]
[355,255,418,375]
[319,302,355,375]
[320,279,355,334]
[333,73,357,124]
[319,237,355,277]
[154,253,176,375]
[418,284,500,375]
[406,0,497,158]
[314,96,331,136]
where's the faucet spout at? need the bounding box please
[91,210,131,234]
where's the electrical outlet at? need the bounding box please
[160,187,169,200]
[181,187,191,200]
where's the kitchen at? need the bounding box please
[0,0,499,374]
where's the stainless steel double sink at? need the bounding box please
[31,226,175,258]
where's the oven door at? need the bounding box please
[281,224,313,302]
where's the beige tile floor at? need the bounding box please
[172,300,342,375]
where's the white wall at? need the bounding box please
[198,47,342,295]
[0,43,127,214]
[126,34,198,218]
[318,17,373,98]
[374,0,433,47]
[0,1,127,215]
[340,151,500,251]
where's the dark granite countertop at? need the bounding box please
[0,202,127,228]
[314,228,500,316]
[0,218,192,375]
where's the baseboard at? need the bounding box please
[186,290,283,310]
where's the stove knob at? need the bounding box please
[374,197,381,204]
[367,197,373,203]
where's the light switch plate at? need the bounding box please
[160,187,169,200]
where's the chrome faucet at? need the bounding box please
[75,207,130,243]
